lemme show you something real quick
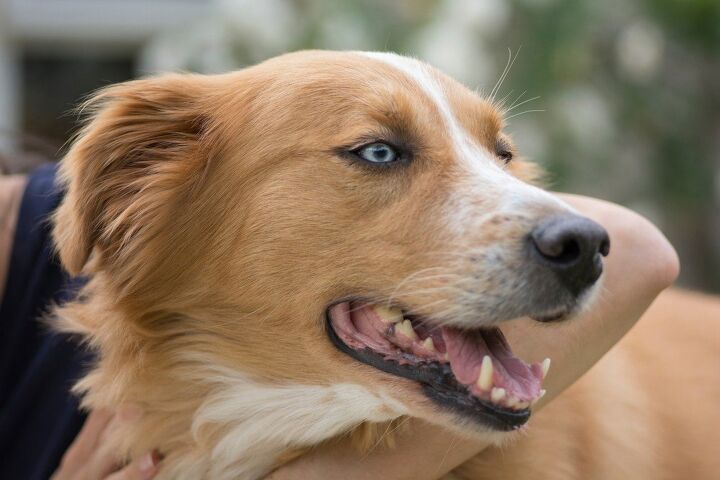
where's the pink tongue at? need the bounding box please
[442,327,542,401]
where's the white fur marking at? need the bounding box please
[161,367,408,480]
[357,52,571,231]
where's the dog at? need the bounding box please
[45,51,718,479]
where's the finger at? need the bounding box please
[86,407,144,479]
[84,435,124,478]
[99,404,143,444]
[76,409,115,446]
[57,409,115,473]
[116,404,144,423]
[106,451,162,480]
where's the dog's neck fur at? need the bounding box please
[56,282,408,480]
[177,371,407,479]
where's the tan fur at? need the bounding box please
[45,51,718,478]
[53,51,508,477]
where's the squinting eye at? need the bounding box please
[355,142,399,164]
[495,139,513,164]
[497,149,513,164]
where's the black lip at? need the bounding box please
[531,310,570,323]
[325,311,530,431]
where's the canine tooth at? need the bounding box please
[477,356,494,390]
[541,358,551,379]
[374,305,403,324]
[422,337,436,351]
[491,387,506,403]
[395,319,418,341]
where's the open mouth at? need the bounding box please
[326,301,550,431]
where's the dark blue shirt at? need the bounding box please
[0,163,89,480]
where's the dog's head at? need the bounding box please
[54,51,608,438]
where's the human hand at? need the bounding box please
[51,408,162,480]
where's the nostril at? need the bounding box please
[530,215,610,267]
[599,237,610,257]
[530,214,610,296]
[533,234,581,264]
[554,237,581,263]
[531,224,583,265]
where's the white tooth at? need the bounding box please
[374,305,403,324]
[541,358,551,379]
[422,337,436,351]
[506,396,520,408]
[477,356,494,390]
[516,400,530,409]
[443,353,450,362]
[491,387,506,403]
[395,319,418,341]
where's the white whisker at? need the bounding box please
[504,95,540,115]
[489,46,521,103]
[505,109,545,121]
[506,89,527,111]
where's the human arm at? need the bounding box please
[0,174,27,300]
[266,193,680,480]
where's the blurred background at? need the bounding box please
[0,0,718,292]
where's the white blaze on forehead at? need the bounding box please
[358,51,496,173]
[355,51,570,229]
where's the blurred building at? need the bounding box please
[0,0,209,166]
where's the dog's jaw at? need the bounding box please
[56,299,408,480]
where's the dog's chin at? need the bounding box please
[540,280,603,323]
[325,299,559,432]
[529,303,575,323]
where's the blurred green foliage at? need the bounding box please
[140,0,720,292]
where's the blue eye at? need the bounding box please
[355,142,399,164]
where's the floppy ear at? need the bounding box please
[53,74,212,276]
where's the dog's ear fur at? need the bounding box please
[53,74,212,276]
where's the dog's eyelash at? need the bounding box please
[497,150,513,163]
[495,138,514,164]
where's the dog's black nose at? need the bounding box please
[530,215,610,295]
